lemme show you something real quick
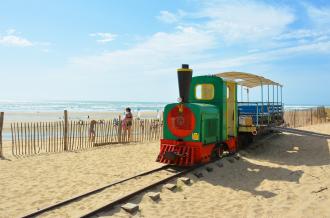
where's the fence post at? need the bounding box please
[64,110,68,151]
[293,110,296,128]
[0,112,4,158]
[117,115,122,143]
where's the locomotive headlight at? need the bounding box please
[177,97,183,103]
[175,116,185,126]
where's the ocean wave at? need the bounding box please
[0,101,168,112]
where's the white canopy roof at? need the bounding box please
[214,71,282,88]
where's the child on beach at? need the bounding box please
[89,120,97,142]
[122,107,133,141]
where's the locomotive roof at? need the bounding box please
[214,71,282,88]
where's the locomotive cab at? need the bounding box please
[189,76,238,143]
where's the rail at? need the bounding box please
[270,127,330,139]
[22,165,170,218]
[80,162,210,218]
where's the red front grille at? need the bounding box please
[157,144,195,166]
[156,139,204,166]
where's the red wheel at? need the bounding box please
[212,146,223,159]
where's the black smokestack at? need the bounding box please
[177,64,193,103]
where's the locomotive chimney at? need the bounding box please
[177,64,193,103]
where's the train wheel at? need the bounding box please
[211,145,223,159]
[238,133,254,149]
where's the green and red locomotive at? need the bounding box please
[156,64,283,166]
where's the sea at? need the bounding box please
[0,100,328,112]
[0,101,167,113]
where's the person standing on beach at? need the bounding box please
[123,107,133,141]
[89,120,97,142]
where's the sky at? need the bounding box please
[0,0,329,105]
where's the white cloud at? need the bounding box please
[196,1,295,42]
[274,29,320,40]
[195,41,330,72]
[0,34,33,47]
[305,4,330,27]
[0,29,51,51]
[90,32,117,43]
[48,1,330,102]
[0,29,37,47]
[70,1,330,78]
[74,27,215,73]
[157,10,179,23]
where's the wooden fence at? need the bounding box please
[10,118,163,157]
[284,106,328,128]
[0,112,4,158]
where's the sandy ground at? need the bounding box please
[298,122,330,134]
[109,124,330,218]
[0,142,163,217]
[0,123,329,217]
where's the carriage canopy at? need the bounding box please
[214,72,282,88]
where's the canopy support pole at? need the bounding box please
[267,85,270,124]
[272,85,275,123]
[241,85,243,102]
[281,86,283,120]
[276,85,279,118]
[281,86,283,104]
[261,82,263,125]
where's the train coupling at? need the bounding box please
[163,151,186,161]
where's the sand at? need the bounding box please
[106,124,330,218]
[298,122,330,135]
[0,142,163,217]
[0,123,329,217]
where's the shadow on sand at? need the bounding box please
[197,132,329,198]
[243,132,330,166]
[99,132,329,216]
[198,157,303,199]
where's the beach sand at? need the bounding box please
[0,123,329,217]
[0,142,163,217]
[298,122,330,134]
[105,123,330,218]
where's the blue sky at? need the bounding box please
[0,0,329,105]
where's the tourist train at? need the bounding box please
[156,64,284,166]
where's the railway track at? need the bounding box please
[22,164,171,218]
[80,163,201,218]
[21,163,203,218]
[271,127,330,139]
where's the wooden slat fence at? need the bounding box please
[284,106,327,128]
[0,112,4,158]
[11,122,66,156]
[10,118,163,157]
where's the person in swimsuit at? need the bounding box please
[123,107,133,141]
[89,120,97,142]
